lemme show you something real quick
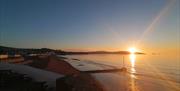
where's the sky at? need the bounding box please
[0,0,179,53]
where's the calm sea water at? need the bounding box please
[63,54,180,84]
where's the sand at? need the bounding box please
[27,55,105,91]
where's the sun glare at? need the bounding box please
[129,47,136,54]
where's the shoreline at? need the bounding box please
[1,54,179,91]
[27,55,106,91]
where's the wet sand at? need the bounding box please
[28,55,79,75]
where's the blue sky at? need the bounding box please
[0,0,179,52]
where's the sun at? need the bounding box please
[129,47,136,54]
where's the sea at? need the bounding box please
[61,54,180,91]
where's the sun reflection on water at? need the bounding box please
[130,54,136,74]
[129,53,139,91]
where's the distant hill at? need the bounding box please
[60,51,144,55]
[0,45,55,55]
[0,45,145,55]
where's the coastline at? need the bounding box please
[28,55,107,91]
[1,54,179,91]
[0,55,106,91]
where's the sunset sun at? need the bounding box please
[129,47,137,54]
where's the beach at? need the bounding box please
[0,55,106,91]
[1,54,179,91]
